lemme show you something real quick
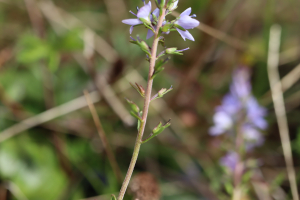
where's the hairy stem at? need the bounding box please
[117,8,166,200]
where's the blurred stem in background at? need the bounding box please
[117,6,167,200]
[84,90,122,184]
[267,24,299,200]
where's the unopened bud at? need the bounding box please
[158,88,167,97]
[161,23,173,33]
[166,47,177,54]
[140,41,150,53]
[139,17,151,26]
[167,0,179,11]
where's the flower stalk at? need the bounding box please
[118,1,199,198]
[117,7,167,200]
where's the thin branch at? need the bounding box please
[83,90,122,184]
[267,24,299,200]
[0,91,101,142]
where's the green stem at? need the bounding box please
[117,8,167,200]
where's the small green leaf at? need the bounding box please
[48,51,60,72]
[130,111,142,122]
[152,57,170,79]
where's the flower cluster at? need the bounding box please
[122,0,200,42]
[209,67,268,170]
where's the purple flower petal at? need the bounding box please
[230,68,251,99]
[122,19,142,26]
[243,125,261,141]
[213,111,233,130]
[147,29,155,39]
[177,15,200,29]
[137,1,151,19]
[176,29,195,41]
[209,126,225,136]
[176,47,190,52]
[129,26,134,34]
[180,7,192,17]
[220,151,239,172]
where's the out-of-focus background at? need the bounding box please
[0,0,300,199]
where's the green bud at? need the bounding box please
[158,88,167,97]
[167,0,178,11]
[125,98,140,113]
[130,82,145,97]
[152,13,158,22]
[161,23,173,33]
[142,119,171,143]
[151,86,173,101]
[111,195,117,200]
[140,41,150,54]
[166,47,178,54]
[153,122,163,134]
[139,17,151,26]
[159,0,166,9]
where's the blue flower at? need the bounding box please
[220,151,239,172]
[122,1,152,34]
[175,8,200,41]
[209,67,268,149]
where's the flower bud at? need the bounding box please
[167,0,179,11]
[161,23,173,33]
[166,47,177,54]
[139,17,151,26]
[158,88,167,97]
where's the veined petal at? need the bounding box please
[137,1,151,19]
[147,29,155,39]
[180,7,192,16]
[122,19,142,26]
[176,29,195,41]
[177,15,200,29]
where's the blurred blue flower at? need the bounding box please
[175,8,200,41]
[209,67,267,149]
[122,1,152,34]
[220,151,239,171]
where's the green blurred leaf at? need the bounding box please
[17,35,50,64]
[48,51,61,72]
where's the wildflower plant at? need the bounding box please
[113,0,199,199]
[209,67,268,198]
